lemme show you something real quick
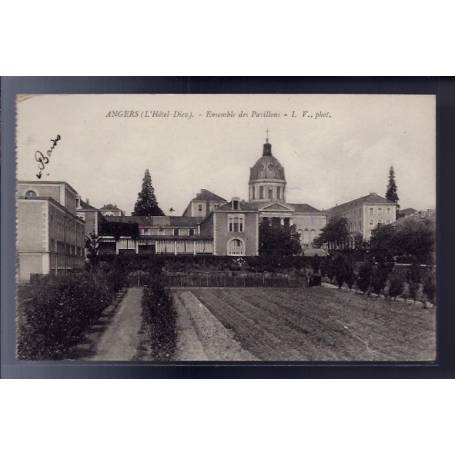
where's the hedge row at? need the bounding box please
[17,269,126,360]
[320,255,436,304]
[98,253,318,273]
[141,274,177,360]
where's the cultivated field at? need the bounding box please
[172,287,436,361]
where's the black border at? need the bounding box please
[1,76,453,379]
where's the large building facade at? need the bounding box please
[17,181,86,282]
[327,193,397,241]
[17,137,398,280]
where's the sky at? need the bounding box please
[17,94,436,215]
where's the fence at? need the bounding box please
[161,271,308,288]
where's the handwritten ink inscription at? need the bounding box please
[35,134,61,179]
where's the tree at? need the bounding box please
[85,233,100,270]
[259,219,302,259]
[357,262,373,294]
[395,218,435,264]
[371,262,389,296]
[423,274,436,305]
[369,224,397,262]
[132,169,164,216]
[385,165,399,207]
[388,274,404,300]
[314,216,349,248]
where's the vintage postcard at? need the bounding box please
[15,93,436,362]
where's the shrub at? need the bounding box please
[423,274,436,305]
[141,276,176,359]
[371,263,389,296]
[17,270,124,360]
[333,255,347,288]
[357,262,373,294]
[408,281,420,302]
[388,274,404,300]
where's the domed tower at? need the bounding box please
[248,134,286,203]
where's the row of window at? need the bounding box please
[252,186,282,200]
[228,214,245,232]
[140,228,196,236]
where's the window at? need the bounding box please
[232,199,239,210]
[369,207,374,215]
[227,238,245,256]
[387,207,391,213]
[268,187,273,199]
[25,190,37,198]
[259,186,264,199]
[228,214,244,232]
[252,187,255,200]
[198,204,203,212]
[189,229,194,236]
[277,187,281,200]
[174,229,179,236]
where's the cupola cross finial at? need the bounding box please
[265,128,270,143]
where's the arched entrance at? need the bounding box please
[227,238,245,256]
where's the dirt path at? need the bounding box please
[90,287,144,361]
[173,290,257,361]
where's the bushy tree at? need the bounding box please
[345,256,356,289]
[369,224,397,262]
[259,219,302,258]
[423,274,436,305]
[371,262,389,296]
[388,274,404,300]
[357,262,373,294]
[408,281,420,302]
[133,169,164,216]
[314,216,349,247]
[333,254,348,288]
[85,233,100,270]
[385,165,399,206]
[370,218,435,265]
[395,218,435,265]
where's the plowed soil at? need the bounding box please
[172,287,436,361]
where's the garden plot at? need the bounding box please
[171,287,436,361]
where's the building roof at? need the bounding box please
[400,208,418,216]
[192,189,226,202]
[249,142,285,182]
[328,193,396,212]
[287,203,322,213]
[79,199,99,211]
[17,180,79,196]
[105,215,203,227]
[215,200,259,212]
[100,203,121,210]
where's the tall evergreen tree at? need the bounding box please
[132,169,164,216]
[385,166,399,206]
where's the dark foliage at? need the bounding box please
[357,262,373,294]
[17,270,126,360]
[99,220,139,240]
[371,262,390,296]
[408,280,420,302]
[423,274,436,305]
[259,219,302,258]
[388,274,404,300]
[133,169,164,216]
[370,218,435,265]
[314,216,350,247]
[385,165,399,205]
[141,275,177,359]
[97,253,315,274]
